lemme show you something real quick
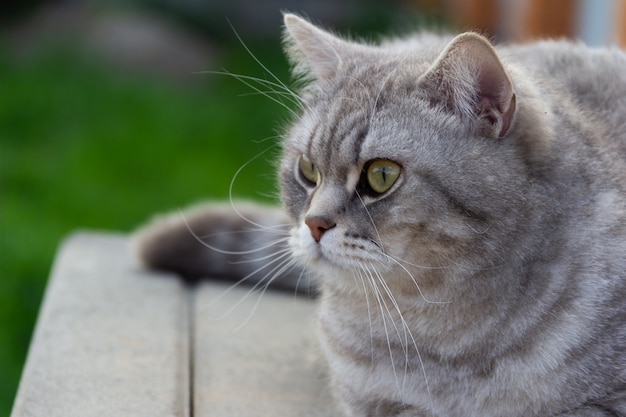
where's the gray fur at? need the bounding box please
[134,14,626,417]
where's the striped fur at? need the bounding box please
[135,14,626,417]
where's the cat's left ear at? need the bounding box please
[283,13,352,81]
[419,33,516,138]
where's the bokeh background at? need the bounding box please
[2,0,625,414]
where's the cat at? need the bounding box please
[134,13,626,417]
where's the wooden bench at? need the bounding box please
[11,231,338,417]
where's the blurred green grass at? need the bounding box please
[0,39,290,413]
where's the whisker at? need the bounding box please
[227,246,293,265]
[372,265,418,392]
[380,253,452,305]
[227,145,283,231]
[350,243,449,305]
[293,266,315,300]
[369,265,409,358]
[182,216,289,257]
[226,19,303,110]
[238,89,303,105]
[355,262,377,365]
[194,225,290,240]
[368,263,436,417]
[365,265,403,395]
[382,250,449,271]
[200,250,296,315]
[232,257,301,332]
[208,69,299,117]
[379,234,503,273]
[202,69,300,102]
[355,189,386,254]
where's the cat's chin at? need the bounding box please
[289,223,392,276]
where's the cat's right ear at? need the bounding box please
[283,13,347,81]
[418,33,516,138]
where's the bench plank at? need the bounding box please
[11,232,190,417]
[12,231,340,416]
[193,283,338,416]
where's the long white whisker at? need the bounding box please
[356,262,376,365]
[369,263,436,417]
[384,254,448,270]
[201,70,300,101]
[355,189,386,254]
[239,89,299,107]
[380,236,502,272]
[293,266,315,299]
[182,216,289,257]
[201,251,296,315]
[240,86,299,103]
[232,257,301,332]
[381,253,452,305]
[226,19,301,107]
[194,225,290,239]
[227,146,282,231]
[211,69,298,116]
[370,264,410,379]
[369,266,409,358]
[227,246,293,265]
[366,266,403,395]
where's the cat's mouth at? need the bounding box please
[289,223,389,273]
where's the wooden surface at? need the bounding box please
[11,231,337,417]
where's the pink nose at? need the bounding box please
[304,215,336,242]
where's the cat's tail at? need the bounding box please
[131,201,316,294]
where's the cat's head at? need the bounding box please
[278,14,545,295]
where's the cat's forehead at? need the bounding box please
[290,71,446,164]
[290,96,370,166]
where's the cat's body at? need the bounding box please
[135,15,626,417]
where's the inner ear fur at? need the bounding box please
[419,32,516,137]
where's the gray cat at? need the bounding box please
[134,14,626,417]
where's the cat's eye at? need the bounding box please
[299,154,319,185]
[365,159,401,194]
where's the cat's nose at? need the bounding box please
[304,215,336,242]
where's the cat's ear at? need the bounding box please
[419,33,516,137]
[283,13,348,81]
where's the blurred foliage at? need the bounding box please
[0,1,47,25]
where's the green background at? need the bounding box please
[0,2,442,413]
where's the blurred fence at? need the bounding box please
[415,0,626,45]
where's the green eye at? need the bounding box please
[299,154,319,185]
[366,159,401,194]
